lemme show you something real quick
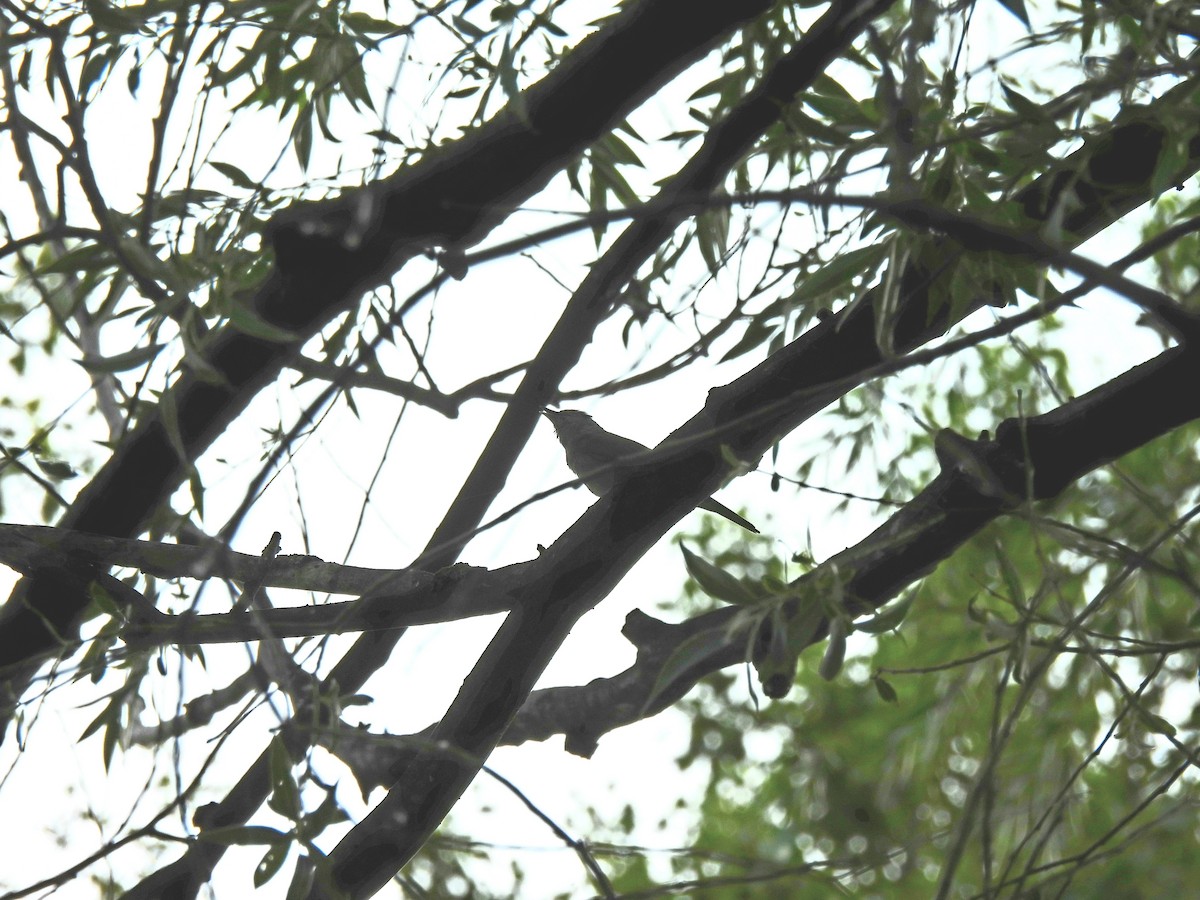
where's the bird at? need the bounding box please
[542,408,759,533]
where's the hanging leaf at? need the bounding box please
[78,343,163,373]
[681,545,759,606]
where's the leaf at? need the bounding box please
[102,716,119,770]
[720,318,779,364]
[16,50,31,89]
[79,47,115,95]
[497,32,529,125]
[293,111,314,171]
[78,343,163,373]
[211,161,260,190]
[681,545,758,605]
[34,455,77,480]
[35,241,110,275]
[791,244,885,305]
[854,589,917,634]
[84,0,143,33]
[802,91,876,129]
[696,207,730,278]
[127,48,141,96]
[300,792,348,837]
[255,842,290,887]
[88,582,121,618]
[117,236,189,294]
[1138,710,1177,738]
[79,697,118,742]
[452,14,486,40]
[268,736,301,820]
[1000,82,1043,120]
[343,11,404,34]
[367,128,403,145]
[874,675,898,703]
[286,856,316,900]
[992,0,1031,29]
[227,302,299,343]
[818,616,847,681]
[641,626,733,715]
[157,387,192,474]
[995,542,1026,608]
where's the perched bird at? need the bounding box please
[542,408,759,533]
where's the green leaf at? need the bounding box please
[268,736,301,820]
[299,792,347,837]
[78,343,163,373]
[497,33,529,125]
[1139,710,1177,738]
[696,207,730,278]
[212,161,260,190]
[293,111,314,171]
[818,616,847,681]
[1000,82,1043,120]
[79,697,117,742]
[367,129,404,145]
[791,244,885,305]
[79,47,116,95]
[286,856,316,900]
[854,589,917,634]
[720,318,779,364]
[343,11,404,34]
[102,717,119,770]
[16,50,31,89]
[874,674,898,703]
[35,241,110,275]
[641,626,733,715]
[226,302,298,343]
[88,582,121,618]
[255,842,290,887]
[157,386,192,473]
[995,542,1026,608]
[35,456,78,480]
[452,14,486,40]
[681,545,758,605]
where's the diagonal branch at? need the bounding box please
[0,0,775,734]
[309,79,1200,897]
[307,2,902,895]
[337,338,1200,787]
[113,24,1200,900]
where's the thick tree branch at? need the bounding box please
[0,0,774,735]
[310,81,1200,897]
[115,3,790,895]
[333,338,1200,788]
[112,25,1200,900]
[308,3,903,895]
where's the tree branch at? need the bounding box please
[334,339,1200,788]
[0,0,775,734]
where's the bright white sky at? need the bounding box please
[0,1,1173,897]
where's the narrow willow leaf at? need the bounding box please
[854,589,917,634]
[641,626,732,715]
[681,545,758,605]
[78,343,163,373]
